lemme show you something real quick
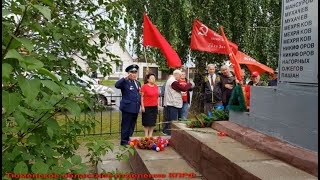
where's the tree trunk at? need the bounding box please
[189,54,207,115]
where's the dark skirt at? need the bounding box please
[142,106,158,127]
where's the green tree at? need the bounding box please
[125,0,281,113]
[2,0,131,178]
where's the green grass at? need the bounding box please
[55,110,163,142]
[100,80,122,86]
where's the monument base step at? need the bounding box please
[212,121,318,177]
[128,136,204,180]
[171,122,317,180]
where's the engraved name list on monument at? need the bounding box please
[279,0,318,83]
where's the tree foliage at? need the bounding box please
[125,0,281,113]
[2,0,130,178]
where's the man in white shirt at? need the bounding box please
[203,64,222,113]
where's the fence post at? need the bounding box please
[109,104,112,135]
[119,95,122,135]
[158,103,161,133]
[100,110,103,136]
[84,113,86,137]
[93,109,96,135]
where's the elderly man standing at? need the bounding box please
[245,71,267,110]
[163,69,193,135]
[216,65,236,109]
[115,64,141,146]
[203,64,222,113]
[248,71,267,86]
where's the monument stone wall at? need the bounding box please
[229,0,318,152]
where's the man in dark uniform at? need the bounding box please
[115,64,141,146]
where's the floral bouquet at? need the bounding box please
[128,136,170,152]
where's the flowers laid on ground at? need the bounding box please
[128,136,170,152]
[218,132,227,136]
[186,107,229,128]
[186,113,212,128]
[210,105,229,121]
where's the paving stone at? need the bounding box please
[204,141,274,162]
[237,159,317,180]
[173,123,236,143]
[100,146,129,161]
[171,122,191,129]
[126,122,317,180]
[97,160,133,174]
[200,153,259,180]
[172,122,317,180]
[144,159,202,180]
[97,142,132,179]
[187,129,237,143]
[212,121,318,176]
[171,127,202,171]
[129,144,203,180]
[135,146,182,161]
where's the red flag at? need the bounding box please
[235,51,274,75]
[219,26,242,81]
[143,13,182,68]
[190,19,238,55]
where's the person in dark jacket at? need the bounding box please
[215,65,236,108]
[115,64,141,146]
[203,64,222,113]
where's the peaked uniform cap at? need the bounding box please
[125,64,139,72]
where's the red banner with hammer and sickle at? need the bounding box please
[190,19,238,55]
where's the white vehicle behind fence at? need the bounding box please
[25,71,116,107]
[73,73,116,106]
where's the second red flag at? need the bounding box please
[143,13,182,68]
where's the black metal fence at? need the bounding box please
[67,95,164,136]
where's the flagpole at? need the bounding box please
[143,9,149,75]
[219,26,242,83]
[187,48,191,82]
[143,46,149,74]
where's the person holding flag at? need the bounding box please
[219,26,247,112]
[215,65,236,109]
